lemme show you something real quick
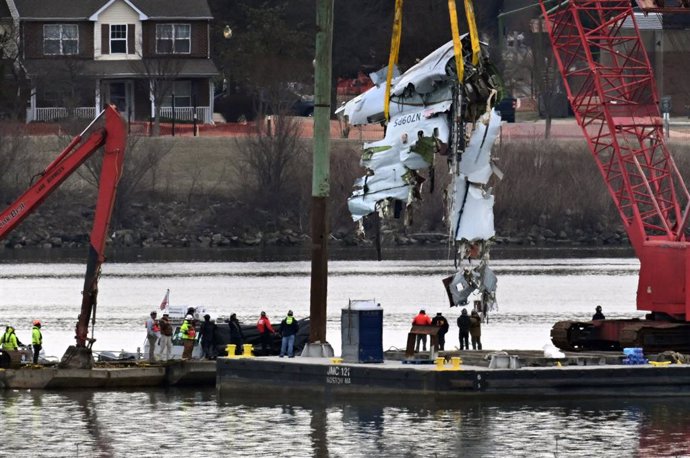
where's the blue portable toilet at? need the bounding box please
[341,300,383,363]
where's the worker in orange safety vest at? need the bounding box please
[412,309,432,352]
[256,311,276,355]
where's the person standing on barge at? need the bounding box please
[457,308,470,350]
[180,314,196,359]
[469,310,482,350]
[31,320,42,364]
[412,309,432,352]
[431,312,449,351]
[279,310,299,358]
[227,314,244,355]
[145,311,160,362]
[256,311,276,355]
[158,313,173,361]
[592,305,605,320]
[200,314,216,359]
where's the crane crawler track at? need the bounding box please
[552,320,690,353]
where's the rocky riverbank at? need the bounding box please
[4,135,670,255]
[0,200,631,252]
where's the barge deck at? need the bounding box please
[217,352,690,399]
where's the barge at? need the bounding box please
[216,351,690,399]
[0,360,215,390]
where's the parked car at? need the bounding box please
[496,96,517,123]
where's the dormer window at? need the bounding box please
[110,24,127,53]
[43,24,78,55]
[156,24,191,54]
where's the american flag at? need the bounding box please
[159,289,170,310]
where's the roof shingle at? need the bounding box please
[13,0,212,20]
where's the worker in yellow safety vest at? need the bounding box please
[1,326,23,351]
[32,320,43,364]
[180,315,196,359]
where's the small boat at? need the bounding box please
[140,305,310,360]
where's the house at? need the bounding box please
[1,0,218,123]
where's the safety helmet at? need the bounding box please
[596,305,602,311]
[185,314,193,320]
[33,320,41,326]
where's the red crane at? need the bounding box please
[0,105,126,367]
[536,0,690,351]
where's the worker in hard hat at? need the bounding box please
[180,314,197,359]
[31,320,43,364]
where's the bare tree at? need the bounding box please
[532,17,563,139]
[77,134,173,225]
[0,21,29,120]
[232,112,306,218]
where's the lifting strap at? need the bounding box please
[384,0,404,121]
[384,0,479,120]
[448,0,465,84]
[464,0,480,66]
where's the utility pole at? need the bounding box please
[306,0,334,356]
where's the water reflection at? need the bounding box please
[2,389,690,455]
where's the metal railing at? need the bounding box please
[30,106,211,123]
[159,106,210,123]
[32,107,97,122]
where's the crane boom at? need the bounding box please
[0,105,126,365]
[536,0,690,350]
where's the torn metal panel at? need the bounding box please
[455,185,495,242]
[361,141,398,170]
[459,109,501,185]
[336,80,454,127]
[391,41,457,96]
[445,271,475,306]
[478,264,497,294]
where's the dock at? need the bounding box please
[0,360,215,390]
[217,351,690,399]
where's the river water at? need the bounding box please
[2,253,688,457]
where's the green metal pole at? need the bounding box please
[310,0,333,345]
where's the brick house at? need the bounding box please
[2,0,218,123]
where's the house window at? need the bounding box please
[163,80,192,107]
[43,24,79,55]
[110,24,127,53]
[156,24,191,54]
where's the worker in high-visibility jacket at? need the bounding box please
[279,311,299,358]
[31,320,43,364]
[1,326,23,351]
[180,315,196,359]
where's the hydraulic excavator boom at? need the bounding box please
[0,105,126,367]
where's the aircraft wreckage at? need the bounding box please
[336,36,503,314]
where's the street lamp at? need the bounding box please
[223,25,232,39]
